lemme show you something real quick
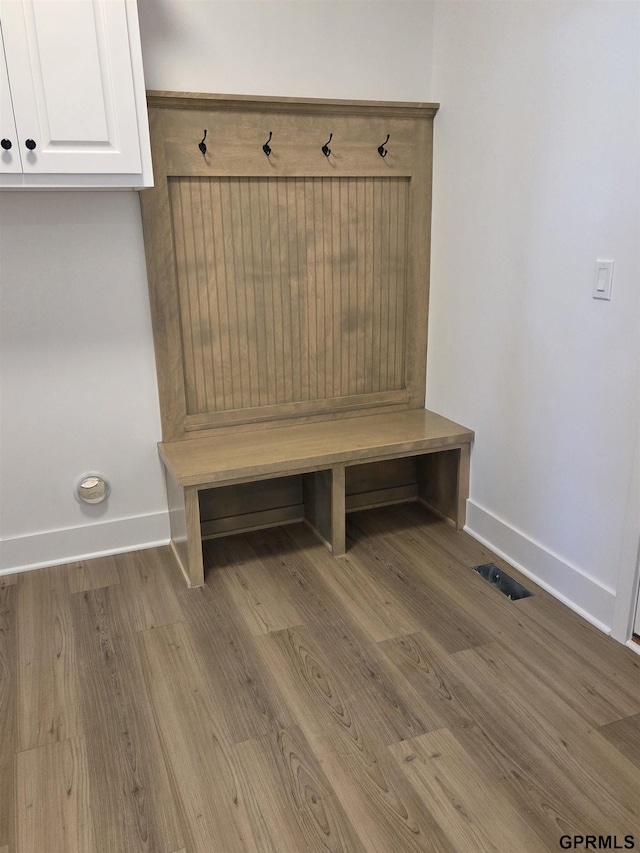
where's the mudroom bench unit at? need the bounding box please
[140,91,474,587]
[160,410,473,587]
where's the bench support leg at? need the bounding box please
[164,468,204,587]
[331,465,346,555]
[303,465,346,555]
[416,445,469,530]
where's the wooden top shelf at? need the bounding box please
[159,409,474,488]
[146,90,440,118]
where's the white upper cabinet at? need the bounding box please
[0,0,152,188]
[0,32,21,172]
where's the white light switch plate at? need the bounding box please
[593,259,614,300]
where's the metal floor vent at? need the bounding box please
[473,563,533,600]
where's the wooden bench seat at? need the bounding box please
[159,409,474,587]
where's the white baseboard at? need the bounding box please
[0,511,170,575]
[465,500,615,634]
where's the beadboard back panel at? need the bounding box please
[140,93,438,440]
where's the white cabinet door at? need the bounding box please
[0,28,22,172]
[0,0,143,175]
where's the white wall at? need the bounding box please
[137,0,435,101]
[427,1,640,632]
[0,192,169,571]
[0,0,435,573]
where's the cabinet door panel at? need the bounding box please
[35,1,109,142]
[1,0,142,174]
[0,27,22,172]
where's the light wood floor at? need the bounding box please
[1,504,639,852]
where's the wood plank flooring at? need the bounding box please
[2,504,640,852]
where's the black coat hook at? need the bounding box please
[263,131,273,157]
[377,134,390,158]
[199,129,207,156]
[322,133,333,157]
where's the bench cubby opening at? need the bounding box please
[197,468,346,557]
[344,447,467,527]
